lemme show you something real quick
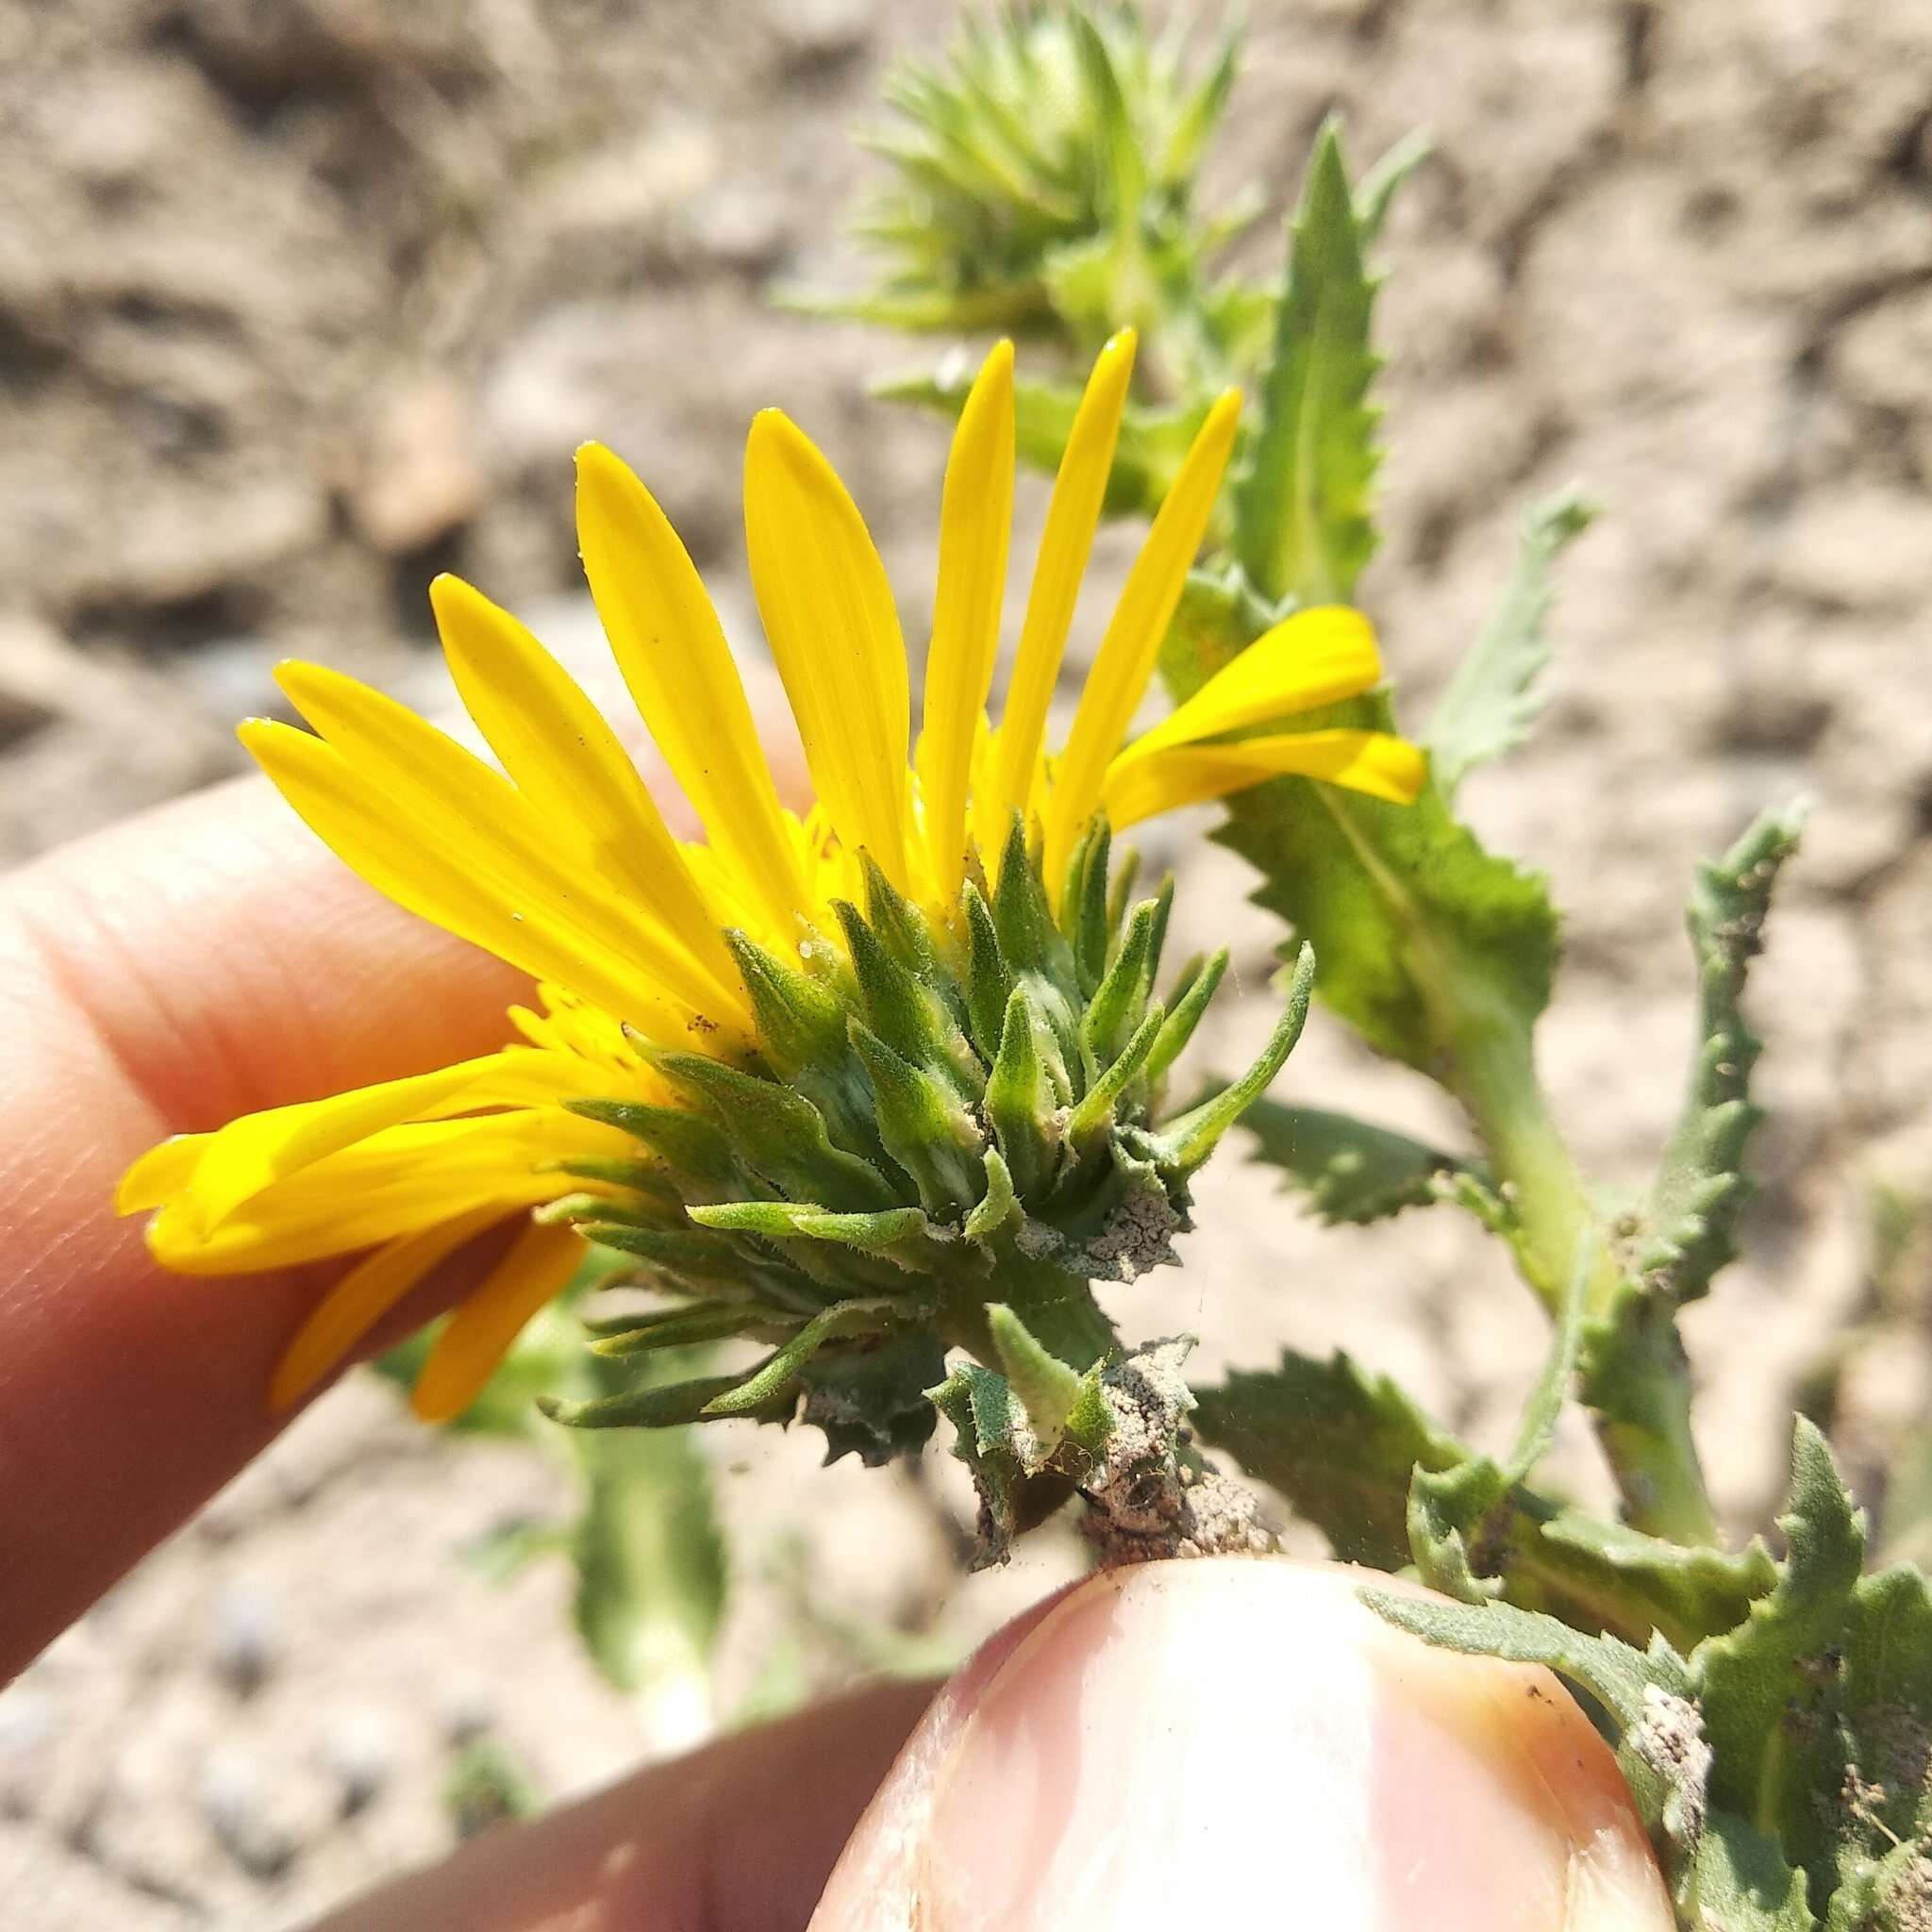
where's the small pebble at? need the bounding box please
[200,1745,295,1880]
[210,1579,279,1699]
[321,1708,398,1818]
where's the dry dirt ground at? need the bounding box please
[3,0,1931,1924]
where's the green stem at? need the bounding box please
[1441,986,1718,1546]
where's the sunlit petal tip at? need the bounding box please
[425,570,487,624]
[237,715,295,758]
[115,1133,202,1214]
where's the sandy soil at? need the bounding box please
[3,0,1930,1923]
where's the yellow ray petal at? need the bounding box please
[242,720,699,1048]
[1113,606,1384,767]
[575,443,806,935]
[1042,387,1243,893]
[744,408,911,892]
[186,1055,518,1234]
[986,329,1137,855]
[1101,729,1428,830]
[270,1206,507,1411]
[428,575,739,994]
[277,662,746,1028]
[146,1112,594,1273]
[410,1218,587,1423]
[920,340,1014,902]
[116,1132,207,1213]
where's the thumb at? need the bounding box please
[811,1557,1673,1931]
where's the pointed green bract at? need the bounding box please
[542,815,1306,1468]
[724,929,849,1075]
[686,1201,930,1251]
[657,1051,900,1212]
[587,1302,775,1357]
[1425,491,1595,800]
[835,899,974,1096]
[702,1300,907,1417]
[1142,945,1225,1088]
[985,985,1058,1197]
[987,1303,1101,1459]
[850,1021,986,1213]
[960,882,1015,1061]
[1067,1003,1164,1151]
[1157,943,1315,1172]
[1080,897,1158,1067]
[565,1098,739,1190]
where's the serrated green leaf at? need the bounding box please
[1693,1422,1865,1878]
[1240,1099,1475,1224]
[1425,491,1595,800]
[1645,802,1808,1305]
[1364,1587,1693,1728]
[1191,1349,1463,1568]
[1233,119,1380,606]
[1840,1564,1932,1846]
[1522,1508,1777,1654]
[1678,1813,1815,1931]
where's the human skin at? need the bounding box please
[0,770,1673,1928]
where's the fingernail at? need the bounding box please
[818,1558,1673,1931]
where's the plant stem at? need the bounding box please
[1439,981,1719,1545]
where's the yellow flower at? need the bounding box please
[118,334,1422,1424]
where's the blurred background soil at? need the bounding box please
[3,0,1931,1924]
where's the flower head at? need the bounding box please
[120,335,1421,1443]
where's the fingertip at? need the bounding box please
[812,1559,1674,1931]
